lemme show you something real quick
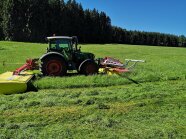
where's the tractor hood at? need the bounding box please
[74,52,95,61]
[82,52,95,59]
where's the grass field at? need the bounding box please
[0,41,186,138]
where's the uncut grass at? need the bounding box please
[0,41,46,73]
[0,41,186,82]
[34,71,185,90]
[0,80,185,138]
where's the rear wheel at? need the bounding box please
[40,56,67,76]
[80,61,98,75]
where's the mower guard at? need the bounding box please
[0,72,33,95]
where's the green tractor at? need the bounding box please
[39,36,99,76]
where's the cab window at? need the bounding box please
[50,39,71,50]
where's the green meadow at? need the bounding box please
[0,41,186,138]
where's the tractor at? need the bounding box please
[40,36,99,76]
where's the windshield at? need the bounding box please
[49,39,71,50]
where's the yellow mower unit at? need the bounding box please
[0,59,37,95]
[0,72,34,95]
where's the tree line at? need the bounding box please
[0,0,185,47]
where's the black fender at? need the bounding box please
[39,52,66,63]
[78,59,95,71]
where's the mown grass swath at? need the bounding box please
[0,80,185,138]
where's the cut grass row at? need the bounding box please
[0,80,185,138]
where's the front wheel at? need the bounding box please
[80,61,98,75]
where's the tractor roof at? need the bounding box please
[47,36,72,40]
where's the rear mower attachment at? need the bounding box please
[98,57,145,75]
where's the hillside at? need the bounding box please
[0,41,186,138]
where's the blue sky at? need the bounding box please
[76,0,186,36]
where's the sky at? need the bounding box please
[76,0,186,36]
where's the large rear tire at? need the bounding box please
[80,61,98,75]
[40,56,67,76]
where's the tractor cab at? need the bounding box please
[47,36,79,53]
